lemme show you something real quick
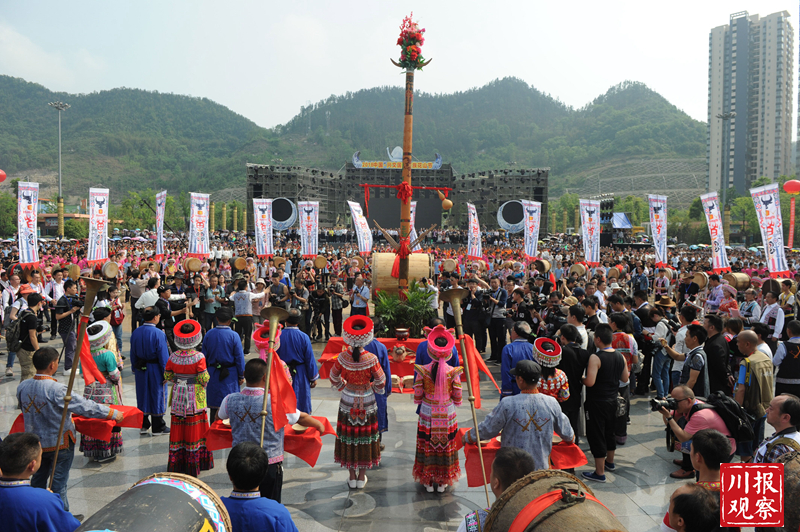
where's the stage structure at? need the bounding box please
[246,160,549,234]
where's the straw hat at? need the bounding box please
[424,325,455,362]
[343,315,374,348]
[532,337,562,368]
[173,319,202,350]
[87,321,113,351]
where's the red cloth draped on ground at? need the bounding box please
[11,405,143,442]
[204,417,336,467]
[79,316,105,386]
[319,338,421,379]
[259,347,297,431]
[456,428,587,487]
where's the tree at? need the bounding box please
[64,219,89,239]
[688,197,703,220]
[0,192,16,237]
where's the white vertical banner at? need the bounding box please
[88,187,109,266]
[700,191,731,273]
[648,194,668,267]
[253,198,274,258]
[750,183,790,277]
[409,201,421,252]
[579,199,601,266]
[155,190,167,261]
[466,203,482,260]
[521,199,541,260]
[298,201,319,258]
[17,182,39,267]
[188,193,210,258]
[347,201,373,255]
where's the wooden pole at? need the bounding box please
[398,70,414,295]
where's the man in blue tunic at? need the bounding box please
[0,433,82,532]
[130,307,171,435]
[221,442,298,532]
[276,310,318,414]
[203,306,246,421]
[365,337,391,449]
[500,321,535,398]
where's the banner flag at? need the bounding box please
[253,198,274,258]
[187,193,210,258]
[579,199,601,266]
[298,201,319,258]
[467,203,482,260]
[750,183,790,278]
[17,182,40,268]
[700,191,731,273]
[87,188,109,266]
[520,200,541,260]
[155,190,167,261]
[409,201,421,252]
[347,201,372,256]
[648,194,668,267]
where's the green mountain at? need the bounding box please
[0,75,706,201]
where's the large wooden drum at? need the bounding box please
[371,252,433,295]
[693,271,709,290]
[568,264,587,278]
[484,470,627,532]
[533,259,551,275]
[76,473,232,532]
[723,272,751,291]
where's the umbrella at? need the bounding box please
[689,245,699,250]
[725,246,732,250]
[122,237,131,240]
[748,247,758,252]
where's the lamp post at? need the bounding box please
[49,101,70,238]
[716,112,735,225]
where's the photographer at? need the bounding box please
[462,278,487,353]
[658,385,735,479]
[269,272,289,310]
[485,277,508,363]
[329,275,346,336]
[54,280,81,376]
[17,293,44,382]
[509,288,534,328]
[289,280,310,335]
[309,285,331,341]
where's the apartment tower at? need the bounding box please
[707,11,794,194]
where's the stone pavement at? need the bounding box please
[0,326,754,532]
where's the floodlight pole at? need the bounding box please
[49,101,70,238]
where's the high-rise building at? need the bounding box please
[707,11,794,195]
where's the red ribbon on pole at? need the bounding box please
[396,181,413,204]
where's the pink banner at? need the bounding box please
[466,203,481,260]
[700,191,731,273]
[187,193,210,258]
[155,190,167,261]
[17,181,39,267]
[648,194,668,267]
[87,188,109,266]
[347,201,372,256]
[298,201,319,258]
[750,183,790,278]
[253,198,274,258]
[521,199,541,260]
[579,199,601,266]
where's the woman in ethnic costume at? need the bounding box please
[165,319,214,477]
[413,324,463,492]
[330,315,386,489]
[532,337,569,403]
[80,321,123,462]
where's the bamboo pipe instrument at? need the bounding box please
[438,287,492,508]
[49,261,118,489]
[258,306,289,447]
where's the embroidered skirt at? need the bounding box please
[334,408,381,470]
[412,404,461,486]
[168,411,214,477]
[80,429,123,460]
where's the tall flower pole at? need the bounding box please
[391,14,429,294]
[784,179,800,248]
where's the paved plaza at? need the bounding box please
[0,325,757,532]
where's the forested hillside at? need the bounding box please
[0,75,706,200]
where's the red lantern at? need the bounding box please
[0,169,5,183]
[784,179,800,195]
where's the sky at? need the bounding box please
[0,1,796,129]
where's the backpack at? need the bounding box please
[6,309,34,352]
[703,391,756,443]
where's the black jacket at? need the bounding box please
[705,332,733,395]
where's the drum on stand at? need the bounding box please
[371,252,433,295]
[77,472,232,532]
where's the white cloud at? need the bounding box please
[0,21,76,87]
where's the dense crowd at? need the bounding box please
[1,230,799,532]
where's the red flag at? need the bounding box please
[79,316,106,386]
[458,334,500,409]
[266,348,297,432]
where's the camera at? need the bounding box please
[666,318,681,332]
[70,298,85,308]
[650,397,678,412]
